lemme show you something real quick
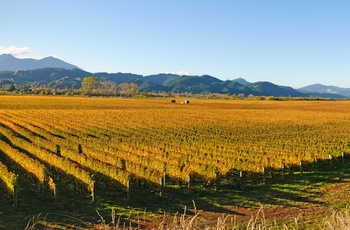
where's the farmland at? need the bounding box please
[1,96,350,229]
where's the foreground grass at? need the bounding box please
[23,205,350,230]
[2,165,350,229]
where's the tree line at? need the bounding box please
[81,76,138,97]
[0,76,139,97]
[0,76,337,100]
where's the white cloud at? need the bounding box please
[176,71,190,76]
[326,88,337,94]
[0,46,33,58]
[162,71,191,76]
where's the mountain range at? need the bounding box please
[0,54,349,98]
[298,84,350,98]
[0,54,79,71]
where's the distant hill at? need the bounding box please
[298,84,350,98]
[246,82,305,97]
[0,55,348,98]
[130,79,170,92]
[219,80,254,95]
[0,68,346,98]
[0,68,90,89]
[143,73,179,85]
[232,78,251,85]
[94,72,143,83]
[163,75,222,94]
[0,54,80,71]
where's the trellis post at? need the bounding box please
[263,167,266,186]
[329,154,333,166]
[78,144,83,154]
[56,144,61,157]
[314,158,318,172]
[91,181,95,203]
[215,171,220,191]
[54,183,59,205]
[126,179,131,200]
[239,171,245,189]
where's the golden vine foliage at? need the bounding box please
[0,96,349,186]
[0,160,17,193]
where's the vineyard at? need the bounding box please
[1,96,350,228]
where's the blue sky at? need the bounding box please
[1,1,350,88]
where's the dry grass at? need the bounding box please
[23,205,350,230]
[323,206,350,230]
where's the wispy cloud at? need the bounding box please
[0,46,33,58]
[177,71,190,76]
[162,71,191,76]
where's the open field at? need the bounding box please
[1,96,350,229]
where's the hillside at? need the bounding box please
[298,84,350,98]
[246,82,304,97]
[0,54,79,71]
[0,55,348,98]
[0,68,347,98]
[0,68,90,89]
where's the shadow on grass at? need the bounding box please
[1,154,350,229]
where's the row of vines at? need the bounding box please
[0,96,350,205]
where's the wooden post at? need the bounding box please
[314,158,318,172]
[239,171,245,189]
[215,171,219,191]
[187,174,191,194]
[126,179,130,200]
[159,177,163,197]
[54,183,58,205]
[282,163,285,180]
[91,181,95,203]
[270,169,275,179]
[121,159,126,171]
[300,160,303,175]
[56,144,61,157]
[163,165,167,187]
[13,186,18,208]
[138,179,142,189]
[342,152,345,166]
[263,167,266,186]
[329,154,333,166]
[78,144,83,154]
